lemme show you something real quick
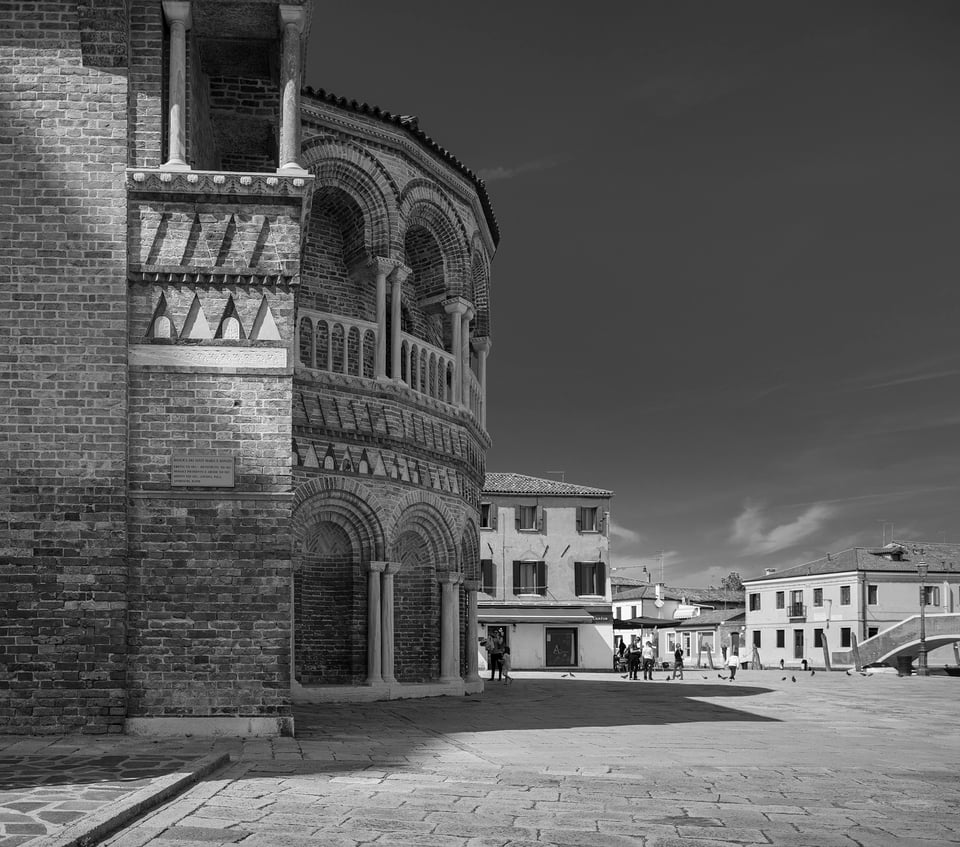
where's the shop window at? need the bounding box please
[841,627,851,647]
[575,561,605,596]
[776,629,785,649]
[814,628,824,648]
[752,630,761,649]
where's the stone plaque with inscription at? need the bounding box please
[171,453,236,487]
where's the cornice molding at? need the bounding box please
[127,169,313,200]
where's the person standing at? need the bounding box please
[641,640,656,680]
[626,635,641,680]
[727,649,740,680]
[672,645,684,680]
[487,631,504,682]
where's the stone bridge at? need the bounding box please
[831,613,960,669]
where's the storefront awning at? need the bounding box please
[479,605,596,624]
[613,616,677,630]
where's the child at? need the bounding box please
[501,645,512,684]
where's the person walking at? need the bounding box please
[727,649,740,680]
[626,635,642,680]
[641,640,656,680]
[501,645,513,684]
[672,644,684,680]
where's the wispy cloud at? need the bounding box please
[731,502,835,555]
[477,155,569,182]
[608,521,642,543]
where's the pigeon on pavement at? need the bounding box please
[791,676,797,682]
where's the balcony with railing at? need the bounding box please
[788,603,806,621]
[296,310,484,428]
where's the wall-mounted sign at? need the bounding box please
[171,453,235,488]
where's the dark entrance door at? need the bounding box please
[545,627,577,667]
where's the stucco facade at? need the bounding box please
[744,543,960,669]
[478,474,613,671]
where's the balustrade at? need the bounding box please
[296,310,485,427]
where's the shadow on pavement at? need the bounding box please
[292,678,780,739]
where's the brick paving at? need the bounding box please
[4,670,960,846]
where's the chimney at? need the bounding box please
[642,566,650,584]
[764,568,777,575]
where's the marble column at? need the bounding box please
[161,1,191,170]
[370,258,392,379]
[444,300,467,404]
[460,307,473,408]
[277,5,307,173]
[366,562,387,685]
[464,579,481,684]
[389,264,410,381]
[438,572,463,683]
[472,337,491,430]
[381,562,402,685]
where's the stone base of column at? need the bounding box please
[276,163,309,175]
[464,679,484,695]
[161,159,191,171]
[292,678,470,704]
[125,716,294,737]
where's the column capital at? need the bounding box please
[368,561,388,574]
[278,4,306,32]
[464,305,475,322]
[437,571,463,585]
[162,0,192,27]
[389,263,412,285]
[384,561,403,574]
[463,579,481,592]
[443,297,470,316]
[367,256,395,278]
[471,336,491,354]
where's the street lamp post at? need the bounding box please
[917,558,929,677]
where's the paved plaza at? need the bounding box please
[2,670,959,846]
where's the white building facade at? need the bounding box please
[478,473,613,671]
[743,543,960,669]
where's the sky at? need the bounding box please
[305,2,960,587]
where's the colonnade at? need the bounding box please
[160,1,307,174]
[370,259,489,425]
[365,563,481,687]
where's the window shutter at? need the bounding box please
[599,510,606,534]
[539,506,547,534]
[514,505,521,531]
[575,562,583,596]
[512,561,521,595]
[491,506,497,530]
[535,505,544,532]
[537,561,546,596]
[576,508,582,533]
[597,562,606,595]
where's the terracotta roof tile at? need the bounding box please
[482,472,612,497]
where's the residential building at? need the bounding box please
[612,584,744,666]
[743,542,960,669]
[478,473,613,670]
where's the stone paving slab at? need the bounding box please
[0,745,228,847]
[4,671,960,846]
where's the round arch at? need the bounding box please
[399,179,470,296]
[387,490,459,570]
[292,478,387,562]
[301,136,400,259]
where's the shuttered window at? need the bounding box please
[480,559,495,594]
[513,560,546,595]
[575,561,606,596]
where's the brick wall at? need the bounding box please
[0,3,129,733]
[126,371,293,716]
